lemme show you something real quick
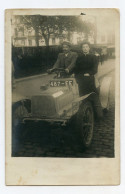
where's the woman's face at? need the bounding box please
[82,44,90,54]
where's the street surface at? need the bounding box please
[12,59,115,158]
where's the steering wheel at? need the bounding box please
[52,68,65,73]
[52,68,68,78]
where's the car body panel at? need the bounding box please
[12,75,112,124]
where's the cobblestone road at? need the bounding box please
[12,70,115,158]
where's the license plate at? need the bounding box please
[50,80,73,87]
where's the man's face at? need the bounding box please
[62,45,70,54]
[82,44,90,54]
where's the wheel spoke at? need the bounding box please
[83,127,91,143]
[83,127,89,139]
[81,106,93,145]
[86,109,92,122]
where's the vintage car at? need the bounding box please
[12,68,112,148]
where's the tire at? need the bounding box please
[76,101,94,148]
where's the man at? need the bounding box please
[74,41,98,96]
[48,41,78,75]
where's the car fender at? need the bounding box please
[12,98,31,113]
[73,92,103,118]
[99,76,112,109]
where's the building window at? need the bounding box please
[18,27,24,37]
[77,37,81,44]
[59,38,63,44]
[21,40,25,46]
[52,38,55,45]
[28,31,32,36]
[15,28,18,36]
[28,39,32,46]
[14,40,17,46]
[16,17,20,24]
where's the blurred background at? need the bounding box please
[11,15,115,78]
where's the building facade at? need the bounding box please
[11,15,95,47]
[11,15,115,48]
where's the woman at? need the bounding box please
[74,41,98,96]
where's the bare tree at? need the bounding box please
[56,16,95,41]
[19,15,95,46]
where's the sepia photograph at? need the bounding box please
[11,11,116,158]
[5,8,120,185]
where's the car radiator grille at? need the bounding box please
[31,96,56,117]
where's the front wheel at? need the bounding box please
[76,101,94,148]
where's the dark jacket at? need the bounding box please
[53,51,78,73]
[74,53,98,96]
[74,53,98,78]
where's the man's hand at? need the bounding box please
[84,73,90,76]
[65,68,69,74]
[47,68,53,74]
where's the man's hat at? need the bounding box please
[62,41,71,47]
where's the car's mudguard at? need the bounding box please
[99,77,112,109]
[73,92,103,119]
[12,99,31,113]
